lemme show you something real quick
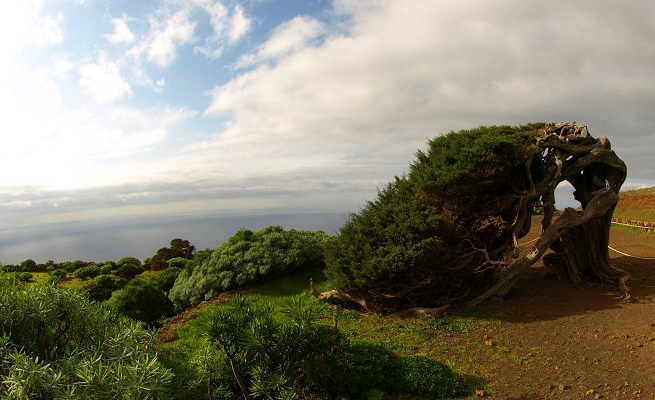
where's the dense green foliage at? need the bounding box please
[0,277,171,399]
[73,265,102,280]
[116,262,146,279]
[83,274,125,301]
[108,279,174,325]
[47,269,67,284]
[153,266,181,292]
[13,272,33,283]
[325,124,544,311]
[169,226,329,311]
[161,294,464,399]
[147,239,195,270]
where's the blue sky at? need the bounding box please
[1,0,655,263]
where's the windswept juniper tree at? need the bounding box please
[323,123,628,315]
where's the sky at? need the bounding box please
[1,0,654,263]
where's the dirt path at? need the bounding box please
[443,226,655,399]
[157,290,243,345]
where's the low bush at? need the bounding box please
[115,263,145,280]
[169,226,329,311]
[171,294,465,399]
[48,269,67,284]
[100,262,117,274]
[117,256,142,267]
[108,279,174,325]
[154,267,181,292]
[73,265,101,280]
[0,279,172,398]
[167,257,188,269]
[199,295,347,399]
[13,272,33,283]
[83,274,124,302]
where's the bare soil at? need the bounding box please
[442,222,655,399]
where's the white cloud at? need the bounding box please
[202,0,655,189]
[79,53,132,103]
[106,17,135,44]
[146,10,196,67]
[236,16,324,68]
[0,101,196,190]
[228,5,251,44]
[193,1,251,59]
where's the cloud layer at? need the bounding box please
[2,0,655,263]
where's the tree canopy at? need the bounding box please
[325,123,628,314]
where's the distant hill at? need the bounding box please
[614,186,655,222]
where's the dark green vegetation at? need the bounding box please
[108,278,175,325]
[170,226,329,311]
[0,273,171,399]
[161,273,468,400]
[326,124,544,312]
[326,123,629,312]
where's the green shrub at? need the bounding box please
[108,279,174,325]
[14,272,33,283]
[19,259,36,271]
[154,267,181,292]
[115,263,145,280]
[48,269,67,284]
[0,279,172,398]
[200,295,347,399]
[117,256,142,267]
[100,262,117,274]
[62,260,87,273]
[169,227,329,311]
[73,265,101,280]
[167,257,188,269]
[325,124,544,311]
[83,274,123,302]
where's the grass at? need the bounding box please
[611,223,655,236]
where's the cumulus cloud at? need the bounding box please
[204,0,655,187]
[194,2,251,58]
[79,53,132,103]
[228,5,251,44]
[236,16,324,68]
[106,17,135,44]
[146,10,196,67]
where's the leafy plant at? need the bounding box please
[115,262,145,280]
[0,279,172,398]
[73,265,102,280]
[169,227,329,311]
[83,274,124,302]
[108,279,174,325]
[325,124,544,311]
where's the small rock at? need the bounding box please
[558,384,568,392]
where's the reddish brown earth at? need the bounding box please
[614,187,655,222]
[440,223,655,399]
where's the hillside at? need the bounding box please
[614,186,655,222]
[159,224,655,399]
